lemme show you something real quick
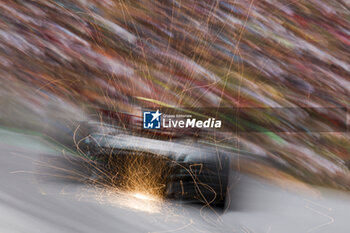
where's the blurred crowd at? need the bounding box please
[0,0,350,188]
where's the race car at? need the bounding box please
[79,121,231,207]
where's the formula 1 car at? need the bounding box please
[79,121,231,207]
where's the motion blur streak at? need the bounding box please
[0,0,350,232]
[1,0,349,188]
[1,129,350,232]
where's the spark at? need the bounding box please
[304,199,334,233]
[99,189,164,214]
[133,192,156,201]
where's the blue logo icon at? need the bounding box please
[143,110,161,129]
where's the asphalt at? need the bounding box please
[0,128,349,233]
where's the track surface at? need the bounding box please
[0,129,349,233]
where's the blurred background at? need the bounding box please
[0,0,350,232]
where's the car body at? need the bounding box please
[80,121,231,207]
